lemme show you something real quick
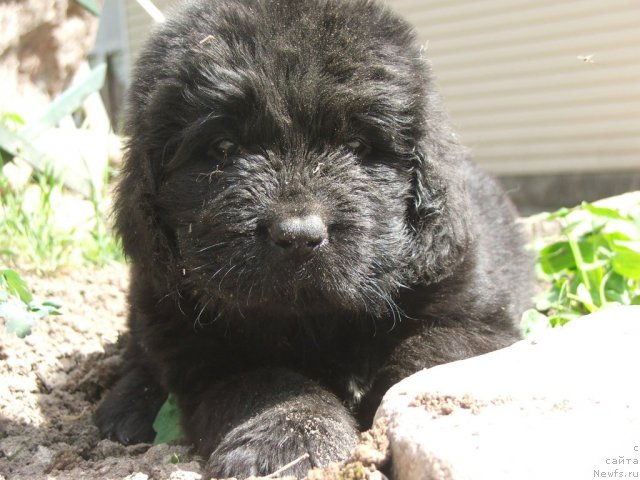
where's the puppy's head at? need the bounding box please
[116,0,470,317]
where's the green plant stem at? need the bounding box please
[567,235,590,292]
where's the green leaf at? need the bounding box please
[603,272,630,305]
[569,283,597,312]
[544,207,571,220]
[1,269,33,303]
[563,209,596,237]
[533,287,560,312]
[27,63,107,136]
[0,299,37,338]
[0,124,60,186]
[28,301,63,318]
[520,309,550,337]
[549,312,581,327]
[602,220,640,242]
[0,64,107,199]
[153,394,183,444]
[1,112,26,127]
[612,239,640,254]
[582,203,627,221]
[610,240,640,279]
[74,0,100,15]
[539,241,575,275]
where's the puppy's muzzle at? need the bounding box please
[268,213,328,258]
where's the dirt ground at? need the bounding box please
[0,264,389,480]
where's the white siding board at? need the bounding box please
[410,2,637,43]
[467,135,639,157]
[481,153,640,175]
[385,0,640,174]
[461,118,640,142]
[446,82,640,116]
[441,61,640,95]
[391,0,560,23]
[431,29,639,71]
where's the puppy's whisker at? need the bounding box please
[362,279,404,330]
[203,309,224,327]
[194,299,211,329]
[191,265,206,273]
[208,266,227,284]
[191,262,215,272]
[246,280,256,307]
[233,266,248,319]
[218,265,237,292]
[157,288,178,306]
[197,242,226,253]
[176,292,185,316]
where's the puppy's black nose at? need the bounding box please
[268,214,328,257]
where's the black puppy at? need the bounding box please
[96,0,532,477]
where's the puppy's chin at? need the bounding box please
[212,288,395,321]
[184,250,404,319]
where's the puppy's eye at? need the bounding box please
[345,138,370,157]
[208,139,239,160]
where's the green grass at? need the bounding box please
[1,100,123,272]
[1,161,72,270]
[522,196,640,336]
[0,157,123,272]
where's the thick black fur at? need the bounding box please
[95,0,532,477]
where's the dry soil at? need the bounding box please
[0,264,388,480]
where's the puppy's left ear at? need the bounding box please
[410,149,445,222]
[408,147,471,284]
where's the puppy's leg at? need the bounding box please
[94,350,166,444]
[357,324,520,427]
[180,367,358,479]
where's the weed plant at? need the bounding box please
[1,161,73,270]
[0,157,122,272]
[522,197,640,335]
[0,268,62,337]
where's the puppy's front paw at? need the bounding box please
[95,368,166,445]
[206,410,357,479]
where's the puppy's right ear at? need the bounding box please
[113,136,178,286]
[113,79,187,281]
